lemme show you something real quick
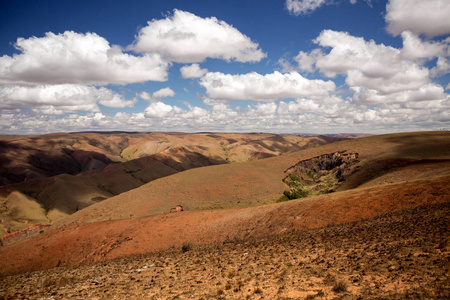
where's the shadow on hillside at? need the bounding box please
[385,132,450,159]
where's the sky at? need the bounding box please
[0,0,449,135]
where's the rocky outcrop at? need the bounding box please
[169,205,184,213]
[285,152,359,176]
[0,224,50,246]
[280,152,359,200]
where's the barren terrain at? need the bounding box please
[0,132,338,235]
[1,201,448,299]
[0,131,449,299]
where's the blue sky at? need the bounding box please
[0,0,449,134]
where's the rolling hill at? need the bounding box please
[0,132,340,235]
[0,132,450,275]
[0,131,449,298]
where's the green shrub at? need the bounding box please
[283,188,308,200]
[288,173,300,182]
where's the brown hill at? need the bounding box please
[0,131,449,279]
[0,174,448,278]
[0,132,338,235]
[0,132,339,185]
[1,200,448,299]
[52,131,450,227]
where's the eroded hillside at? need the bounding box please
[1,201,448,299]
[0,132,340,236]
[280,151,360,200]
[0,131,449,284]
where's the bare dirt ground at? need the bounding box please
[1,131,449,299]
[1,202,448,299]
[1,174,448,278]
[0,132,339,235]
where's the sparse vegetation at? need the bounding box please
[280,152,359,201]
[42,276,79,288]
[0,132,449,299]
[181,242,191,253]
[1,201,449,299]
[332,280,348,293]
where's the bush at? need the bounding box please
[283,188,308,200]
[332,280,348,293]
[288,173,300,182]
[181,242,191,253]
[277,195,289,203]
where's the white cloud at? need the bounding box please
[3,95,447,135]
[144,101,178,118]
[0,84,135,114]
[143,101,211,125]
[152,87,176,99]
[351,84,447,105]
[180,64,208,78]
[277,58,297,73]
[0,31,169,86]
[285,0,326,15]
[294,49,323,73]
[137,91,152,102]
[400,31,448,60]
[385,0,450,37]
[431,57,450,77]
[132,9,266,63]
[295,30,449,104]
[298,30,403,78]
[199,71,335,101]
[138,87,176,103]
[286,0,372,16]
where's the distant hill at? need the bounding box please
[321,133,373,139]
[0,131,448,278]
[0,132,342,235]
[294,133,373,138]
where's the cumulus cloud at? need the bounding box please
[3,94,448,135]
[144,101,179,118]
[199,71,335,101]
[295,30,449,104]
[137,87,176,103]
[351,84,447,105]
[152,87,176,99]
[285,0,326,15]
[0,31,169,85]
[132,9,266,63]
[385,0,450,37]
[137,91,152,102]
[286,0,373,15]
[432,56,450,77]
[180,64,208,78]
[0,84,135,114]
[400,31,448,60]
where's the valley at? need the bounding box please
[0,131,449,299]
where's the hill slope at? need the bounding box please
[0,131,449,278]
[0,132,339,235]
[53,131,450,227]
[1,201,448,299]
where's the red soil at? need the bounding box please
[0,174,448,277]
[0,224,50,246]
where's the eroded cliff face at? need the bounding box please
[280,152,360,200]
[0,224,50,246]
